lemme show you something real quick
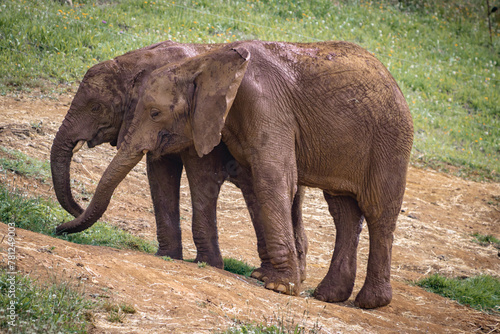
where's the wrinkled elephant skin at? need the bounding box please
[56,40,413,308]
[51,41,308,274]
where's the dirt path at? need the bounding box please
[0,94,499,333]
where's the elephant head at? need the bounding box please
[55,46,250,234]
[51,60,127,217]
[50,41,193,218]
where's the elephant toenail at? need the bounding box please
[266,283,275,290]
[251,271,262,279]
[276,284,287,293]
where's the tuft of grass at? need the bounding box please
[223,323,283,334]
[0,147,50,182]
[223,323,321,334]
[184,258,255,276]
[103,303,121,323]
[222,299,323,334]
[471,233,500,247]
[60,221,157,254]
[223,258,256,277]
[0,269,97,333]
[0,183,71,234]
[102,301,136,323]
[120,303,136,314]
[0,183,157,253]
[415,274,500,314]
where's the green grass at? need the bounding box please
[102,301,136,323]
[0,146,51,182]
[223,323,321,334]
[221,299,322,334]
[0,269,96,333]
[223,323,303,334]
[472,232,500,247]
[0,183,158,253]
[223,257,256,277]
[0,0,498,180]
[184,257,255,276]
[415,274,500,314]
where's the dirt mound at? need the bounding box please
[0,94,499,333]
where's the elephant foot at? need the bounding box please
[194,253,224,269]
[155,248,182,260]
[250,262,274,282]
[264,271,301,296]
[252,264,300,296]
[354,281,392,309]
[313,279,353,303]
[252,261,306,283]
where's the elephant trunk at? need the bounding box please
[50,122,85,217]
[55,148,145,234]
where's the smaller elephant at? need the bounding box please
[51,41,307,278]
[56,40,413,308]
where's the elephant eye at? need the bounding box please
[91,104,101,113]
[150,108,161,120]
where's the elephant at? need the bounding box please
[55,40,413,308]
[50,40,308,277]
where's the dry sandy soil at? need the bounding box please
[0,92,499,333]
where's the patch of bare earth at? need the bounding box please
[0,93,499,333]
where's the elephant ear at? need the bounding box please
[190,47,250,157]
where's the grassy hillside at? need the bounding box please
[1,0,498,179]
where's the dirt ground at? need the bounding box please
[0,92,499,333]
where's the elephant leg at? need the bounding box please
[354,156,406,309]
[250,186,307,283]
[182,147,227,269]
[314,194,364,303]
[231,167,273,281]
[249,159,301,295]
[147,154,183,259]
[354,209,398,308]
[230,160,307,284]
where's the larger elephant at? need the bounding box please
[56,40,413,308]
[51,41,307,276]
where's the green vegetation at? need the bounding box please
[0,182,71,233]
[415,274,500,314]
[223,257,256,277]
[120,303,137,314]
[0,183,158,253]
[0,269,96,333]
[186,257,256,276]
[223,323,320,334]
[102,302,136,323]
[0,269,139,332]
[0,146,50,182]
[472,232,500,247]
[222,300,322,334]
[0,0,498,179]
[223,324,300,334]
